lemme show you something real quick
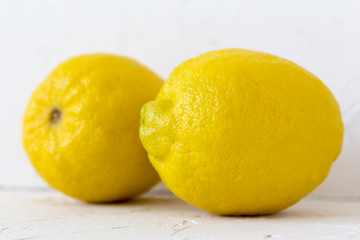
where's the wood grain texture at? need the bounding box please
[1,191,360,240]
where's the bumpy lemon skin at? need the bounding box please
[140,49,344,215]
[23,54,163,202]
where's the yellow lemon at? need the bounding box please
[23,54,163,202]
[140,49,344,215]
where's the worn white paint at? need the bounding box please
[0,0,359,197]
[1,190,360,240]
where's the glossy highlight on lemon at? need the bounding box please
[140,49,344,215]
[23,54,163,202]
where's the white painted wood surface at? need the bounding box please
[1,189,360,240]
[0,0,359,197]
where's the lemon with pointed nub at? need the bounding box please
[140,49,344,215]
[23,54,163,202]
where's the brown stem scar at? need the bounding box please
[49,108,62,124]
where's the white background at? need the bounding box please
[0,0,359,197]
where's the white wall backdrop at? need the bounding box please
[0,0,359,197]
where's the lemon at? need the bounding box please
[23,54,163,202]
[140,49,344,215]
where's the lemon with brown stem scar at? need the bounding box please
[23,54,163,202]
